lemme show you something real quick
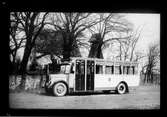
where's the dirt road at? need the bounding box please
[9,85,160,109]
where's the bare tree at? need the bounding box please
[133,51,146,62]
[129,26,144,61]
[10,12,26,73]
[115,25,144,61]
[10,12,49,88]
[46,13,101,60]
[144,42,160,83]
[35,29,64,60]
[88,13,133,59]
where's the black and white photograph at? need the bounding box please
[8,12,160,112]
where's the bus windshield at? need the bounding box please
[48,63,70,74]
[60,64,70,74]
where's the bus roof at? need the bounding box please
[70,57,139,66]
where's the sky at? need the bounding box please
[124,13,160,53]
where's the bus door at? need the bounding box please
[86,60,95,91]
[75,59,85,91]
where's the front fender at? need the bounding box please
[46,74,68,88]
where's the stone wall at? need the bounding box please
[9,75,46,91]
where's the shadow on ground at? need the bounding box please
[39,90,121,97]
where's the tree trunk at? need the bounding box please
[97,44,103,58]
[151,73,154,83]
[71,39,81,57]
[119,42,122,61]
[19,45,32,74]
[20,74,26,90]
[144,73,147,84]
[19,40,33,89]
[130,49,134,61]
[88,43,103,59]
[62,33,81,60]
[63,43,71,60]
[147,70,151,83]
[71,46,81,57]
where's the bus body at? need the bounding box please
[45,57,140,96]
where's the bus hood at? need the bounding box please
[50,74,68,79]
[48,74,68,87]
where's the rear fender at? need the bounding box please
[116,81,129,92]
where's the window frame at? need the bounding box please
[105,65,114,74]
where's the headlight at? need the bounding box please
[46,80,51,87]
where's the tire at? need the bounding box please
[116,83,127,94]
[53,82,67,96]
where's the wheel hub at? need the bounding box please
[57,85,64,94]
[119,86,124,91]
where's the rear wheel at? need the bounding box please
[116,83,127,94]
[53,82,67,96]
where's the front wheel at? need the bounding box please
[53,82,67,96]
[116,83,127,94]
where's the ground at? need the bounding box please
[9,85,160,109]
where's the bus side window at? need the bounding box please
[129,66,134,75]
[135,66,138,74]
[96,65,103,74]
[126,66,130,74]
[119,66,122,74]
[132,66,135,75]
[111,65,114,74]
[115,66,121,74]
[134,66,138,74]
[105,66,113,74]
[123,66,126,74]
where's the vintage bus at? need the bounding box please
[45,57,140,96]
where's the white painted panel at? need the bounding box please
[94,74,140,89]
[95,74,109,88]
[123,75,140,86]
[95,74,123,88]
[108,75,124,87]
[69,74,75,88]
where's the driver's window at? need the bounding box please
[60,66,65,73]
[65,65,70,73]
